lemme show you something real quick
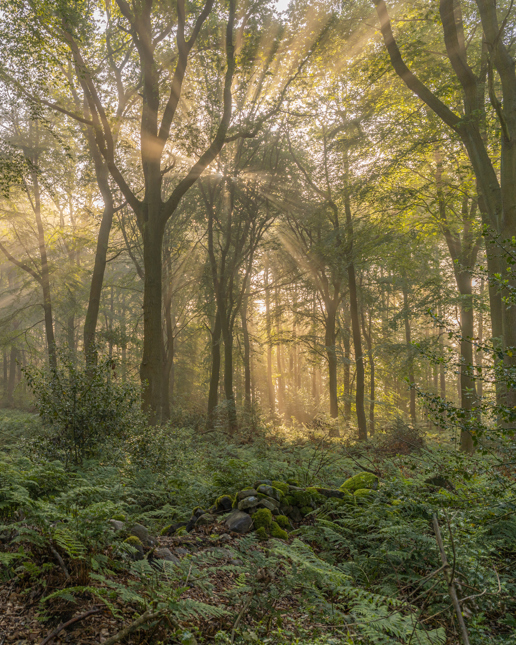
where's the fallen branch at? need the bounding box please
[50,546,70,579]
[39,608,103,645]
[101,610,165,645]
[432,514,471,645]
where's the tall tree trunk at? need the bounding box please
[83,134,114,365]
[7,346,17,406]
[31,166,57,371]
[275,285,285,414]
[456,272,476,453]
[362,310,375,436]
[222,318,237,432]
[402,282,417,424]
[344,177,367,440]
[325,300,339,428]
[140,218,165,424]
[207,309,222,428]
[265,265,275,413]
[241,287,251,412]
[477,278,484,400]
[343,306,351,419]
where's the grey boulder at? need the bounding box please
[225,510,253,534]
[238,496,260,511]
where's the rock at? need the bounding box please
[257,493,280,507]
[192,507,207,519]
[176,548,189,556]
[257,498,277,512]
[129,523,156,546]
[238,496,260,511]
[153,547,180,563]
[225,510,253,534]
[287,506,303,523]
[219,533,231,543]
[108,519,125,531]
[254,479,272,488]
[216,495,234,511]
[257,484,280,501]
[185,518,196,533]
[236,488,258,502]
[196,513,216,526]
[339,472,379,493]
[161,521,187,536]
[123,536,144,560]
[314,488,346,499]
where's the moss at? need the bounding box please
[270,521,288,540]
[287,479,299,486]
[252,507,273,530]
[275,515,290,529]
[255,526,268,541]
[160,524,173,536]
[340,472,379,493]
[291,490,312,507]
[175,527,187,536]
[124,535,143,547]
[305,488,326,505]
[283,495,295,506]
[112,513,126,522]
[300,506,313,516]
[272,481,289,496]
[215,495,234,511]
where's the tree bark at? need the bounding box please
[325,299,339,421]
[241,286,251,411]
[207,309,222,428]
[402,282,417,424]
[265,262,275,413]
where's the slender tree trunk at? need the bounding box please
[457,272,475,453]
[362,310,375,436]
[241,285,251,412]
[477,278,484,400]
[207,309,222,427]
[7,346,17,406]
[222,319,237,432]
[402,283,417,424]
[31,166,57,371]
[343,176,367,440]
[275,285,285,414]
[325,300,340,427]
[265,265,275,414]
[343,306,351,419]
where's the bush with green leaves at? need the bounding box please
[23,352,143,464]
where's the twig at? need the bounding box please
[50,546,70,579]
[39,608,102,645]
[101,610,166,645]
[230,591,254,643]
[432,514,471,645]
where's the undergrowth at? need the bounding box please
[0,412,515,644]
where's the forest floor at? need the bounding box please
[0,410,515,645]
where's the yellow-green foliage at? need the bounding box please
[124,535,143,546]
[354,488,377,503]
[340,472,379,493]
[252,507,273,530]
[287,479,299,486]
[255,526,268,540]
[270,521,288,540]
[112,513,126,521]
[272,481,289,496]
[160,524,173,535]
[283,495,294,506]
[175,527,187,536]
[275,515,290,529]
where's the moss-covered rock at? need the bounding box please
[196,513,216,526]
[300,506,313,516]
[236,489,257,502]
[305,487,326,505]
[290,490,312,507]
[257,484,281,501]
[287,479,299,486]
[270,521,288,540]
[275,515,291,529]
[112,513,126,521]
[339,472,379,493]
[283,495,295,506]
[124,535,143,547]
[252,507,273,530]
[254,479,272,488]
[272,481,289,496]
[176,526,187,536]
[255,526,268,541]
